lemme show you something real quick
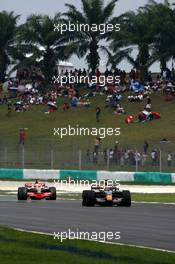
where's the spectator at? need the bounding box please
[143,141,149,154]
[128,150,135,165]
[96,106,101,122]
[114,104,125,115]
[145,96,152,110]
[135,151,141,166]
[109,149,114,161]
[120,150,125,166]
[142,152,147,166]
[93,151,98,163]
[94,137,101,153]
[7,101,12,116]
[124,150,129,165]
[167,153,172,166]
[19,128,26,145]
[151,150,156,165]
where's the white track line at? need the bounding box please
[13,227,175,254]
[132,201,175,205]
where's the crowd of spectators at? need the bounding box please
[0,65,174,111]
[86,142,175,168]
[0,63,174,123]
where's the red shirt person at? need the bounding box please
[19,128,26,145]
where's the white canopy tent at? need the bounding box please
[57,61,74,74]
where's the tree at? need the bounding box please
[142,0,175,72]
[18,14,70,82]
[63,0,118,74]
[0,11,20,82]
[110,9,156,82]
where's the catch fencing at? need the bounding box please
[0,144,175,173]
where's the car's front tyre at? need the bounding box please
[18,187,28,200]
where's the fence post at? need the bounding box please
[51,149,54,169]
[78,150,82,170]
[22,146,25,168]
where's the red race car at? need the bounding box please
[17,180,56,200]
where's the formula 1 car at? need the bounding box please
[17,181,56,200]
[82,185,131,207]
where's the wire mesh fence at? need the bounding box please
[0,144,175,172]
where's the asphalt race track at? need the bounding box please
[0,199,174,251]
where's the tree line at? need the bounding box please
[0,0,175,83]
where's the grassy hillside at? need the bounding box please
[0,91,174,170]
[0,92,174,149]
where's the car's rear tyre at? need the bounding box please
[18,187,27,200]
[82,190,96,206]
[49,187,56,200]
[82,191,88,206]
[120,190,131,207]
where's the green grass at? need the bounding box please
[0,91,175,170]
[0,227,174,264]
[1,92,175,149]
[132,193,175,203]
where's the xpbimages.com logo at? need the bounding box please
[54,21,120,35]
[53,179,121,189]
[52,74,120,86]
[53,126,121,139]
[53,229,121,242]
